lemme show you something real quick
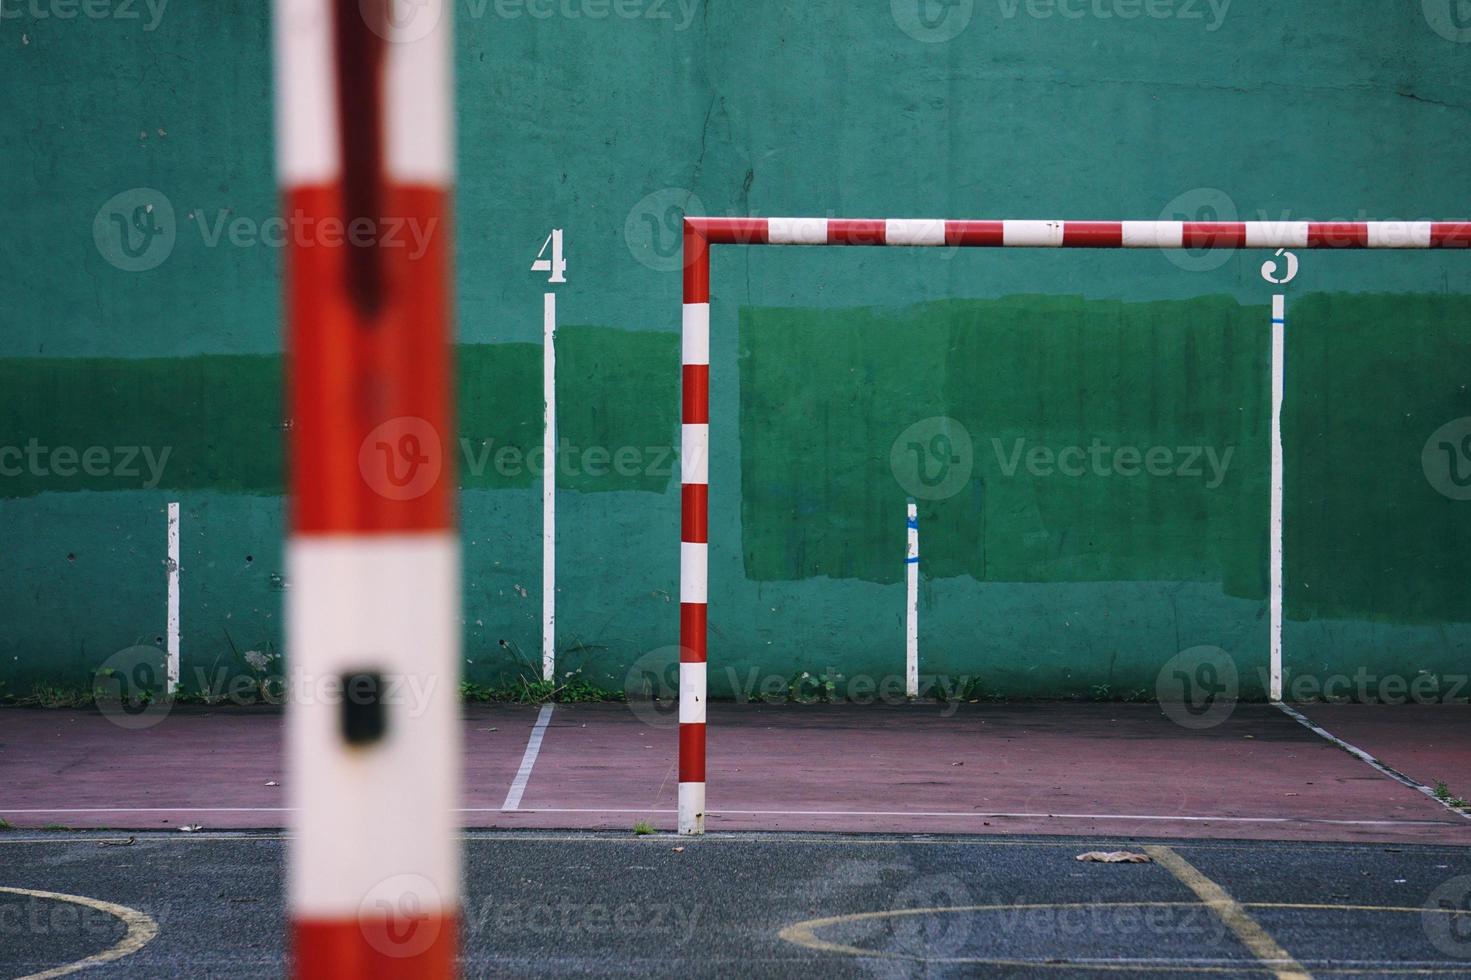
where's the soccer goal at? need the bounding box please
[676,215,1471,835]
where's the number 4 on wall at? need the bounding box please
[532,229,568,284]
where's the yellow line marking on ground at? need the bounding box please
[779,902,1252,973]
[0,885,158,979]
[1146,845,1312,980]
[778,901,1471,974]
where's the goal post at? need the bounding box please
[677,215,1471,836]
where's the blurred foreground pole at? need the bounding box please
[274,0,459,975]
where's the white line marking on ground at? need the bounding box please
[501,703,554,812]
[480,807,1460,828]
[1,808,294,814]
[1274,702,1471,821]
[0,885,159,979]
[1,835,1467,858]
[1,803,1460,829]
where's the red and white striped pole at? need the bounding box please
[676,214,1471,835]
[678,220,710,835]
[275,0,459,974]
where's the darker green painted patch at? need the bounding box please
[740,291,1471,628]
[740,295,1270,596]
[1284,292,1471,625]
[0,325,678,498]
[0,354,285,495]
[552,325,679,494]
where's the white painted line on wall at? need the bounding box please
[501,704,555,812]
[543,292,556,682]
[166,502,180,695]
[1269,296,1285,702]
[906,499,919,699]
[1273,702,1471,820]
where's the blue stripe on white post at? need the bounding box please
[906,498,918,699]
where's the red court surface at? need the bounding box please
[1289,703,1471,795]
[2,701,1468,844]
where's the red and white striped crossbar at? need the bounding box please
[276,0,459,973]
[685,217,1471,249]
[676,214,1471,835]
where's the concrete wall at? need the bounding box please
[3,0,1470,700]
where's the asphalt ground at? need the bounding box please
[1,831,1469,978]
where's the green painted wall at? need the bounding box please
[3,1,1470,700]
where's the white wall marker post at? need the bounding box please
[1269,294,1286,702]
[906,498,919,699]
[166,502,180,695]
[543,292,557,682]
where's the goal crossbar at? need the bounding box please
[675,214,1471,835]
